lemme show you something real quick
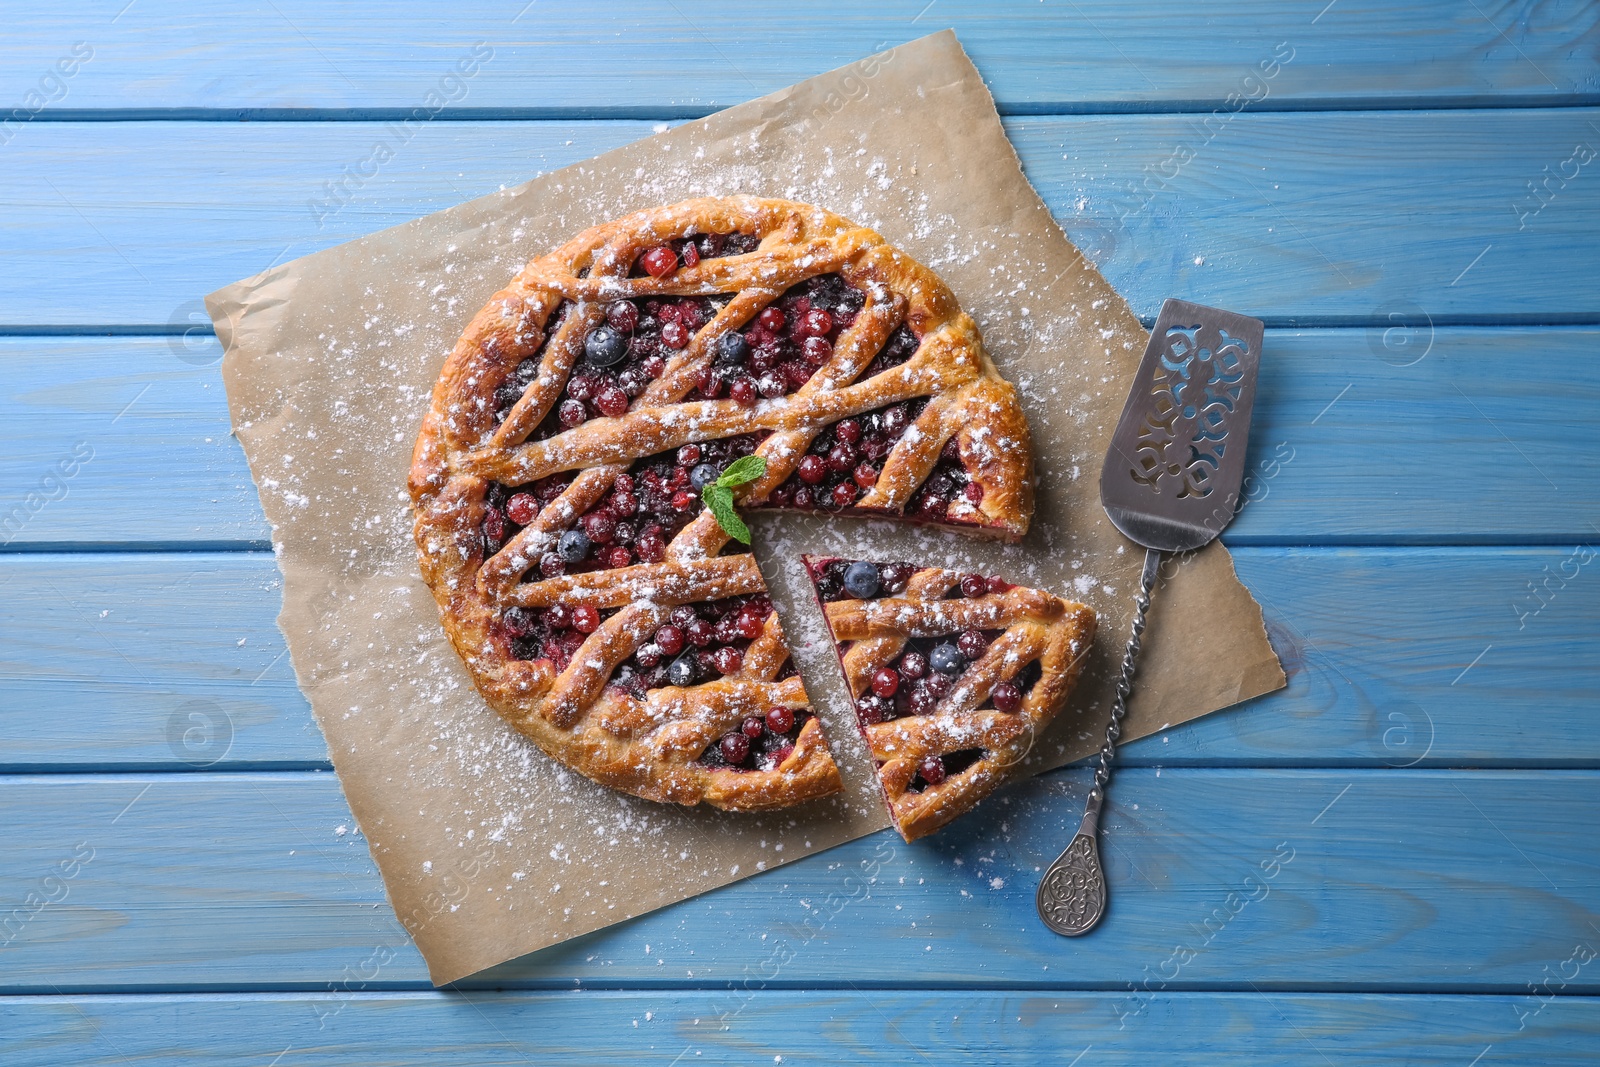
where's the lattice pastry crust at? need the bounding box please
[806,558,1095,841]
[410,196,1036,811]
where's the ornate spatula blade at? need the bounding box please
[1038,298,1264,937]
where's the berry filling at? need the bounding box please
[698,701,813,774]
[480,473,576,558]
[805,558,1043,790]
[499,600,619,671]
[907,439,983,523]
[757,397,930,514]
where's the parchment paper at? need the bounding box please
[208,30,1284,986]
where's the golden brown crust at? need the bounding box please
[411,196,1036,812]
[808,559,1095,842]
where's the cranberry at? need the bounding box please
[765,706,795,734]
[636,534,666,562]
[686,619,715,647]
[669,604,699,628]
[963,481,985,505]
[918,755,947,786]
[719,732,751,764]
[992,681,1023,713]
[908,686,939,716]
[618,367,648,397]
[606,546,632,569]
[801,336,832,365]
[797,455,827,484]
[606,301,639,333]
[572,604,601,633]
[835,419,862,445]
[957,629,988,659]
[661,320,690,350]
[641,354,667,379]
[853,463,879,489]
[584,513,617,545]
[830,483,857,509]
[567,374,600,402]
[713,646,744,675]
[482,507,506,541]
[545,604,572,629]
[961,574,987,598]
[758,369,790,398]
[595,386,630,418]
[640,246,678,278]
[558,399,588,428]
[654,624,685,655]
[503,493,536,525]
[714,613,742,645]
[856,695,891,724]
[635,643,664,669]
[730,376,759,407]
[609,491,638,517]
[538,551,563,577]
[800,308,834,337]
[871,668,900,698]
[735,611,765,640]
[677,443,702,467]
[882,405,908,437]
[735,716,764,740]
[880,563,916,594]
[758,307,786,332]
[899,651,928,680]
[680,242,700,269]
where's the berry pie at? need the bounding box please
[410,196,1037,811]
[805,557,1096,841]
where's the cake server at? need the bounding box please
[1037,298,1264,936]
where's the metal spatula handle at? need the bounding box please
[1036,547,1158,936]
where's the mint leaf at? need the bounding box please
[715,454,767,489]
[703,485,751,544]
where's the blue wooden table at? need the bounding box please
[3,3,1598,1063]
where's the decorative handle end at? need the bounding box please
[1037,825,1107,937]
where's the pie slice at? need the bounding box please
[804,556,1096,841]
[410,196,1038,810]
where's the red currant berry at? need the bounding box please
[835,419,862,444]
[830,482,857,509]
[583,513,617,544]
[687,619,715,647]
[595,386,630,418]
[797,455,827,484]
[800,308,834,337]
[719,732,751,764]
[918,755,947,785]
[992,681,1022,713]
[505,493,537,525]
[960,573,988,598]
[606,301,640,333]
[653,623,685,656]
[899,651,927,680]
[758,306,786,333]
[679,242,700,269]
[677,443,702,467]
[765,706,795,734]
[713,646,744,675]
[661,320,690,349]
[802,336,832,364]
[736,610,765,640]
[635,534,666,562]
[606,546,632,569]
[572,604,601,633]
[537,552,564,577]
[729,376,759,407]
[544,603,572,630]
[640,246,678,278]
[558,399,588,427]
[671,489,696,511]
[871,668,900,698]
[853,463,879,489]
[742,715,765,738]
[957,629,988,659]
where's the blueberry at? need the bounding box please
[558,529,591,563]
[584,325,628,366]
[715,331,749,366]
[842,561,881,599]
[667,655,698,687]
[930,643,965,675]
[690,462,721,491]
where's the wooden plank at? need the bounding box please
[0,547,1593,772]
[1,769,1596,992]
[4,328,1596,550]
[6,1,1597,115]
[1,991,1595,1065]
[1,111,1596,327]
